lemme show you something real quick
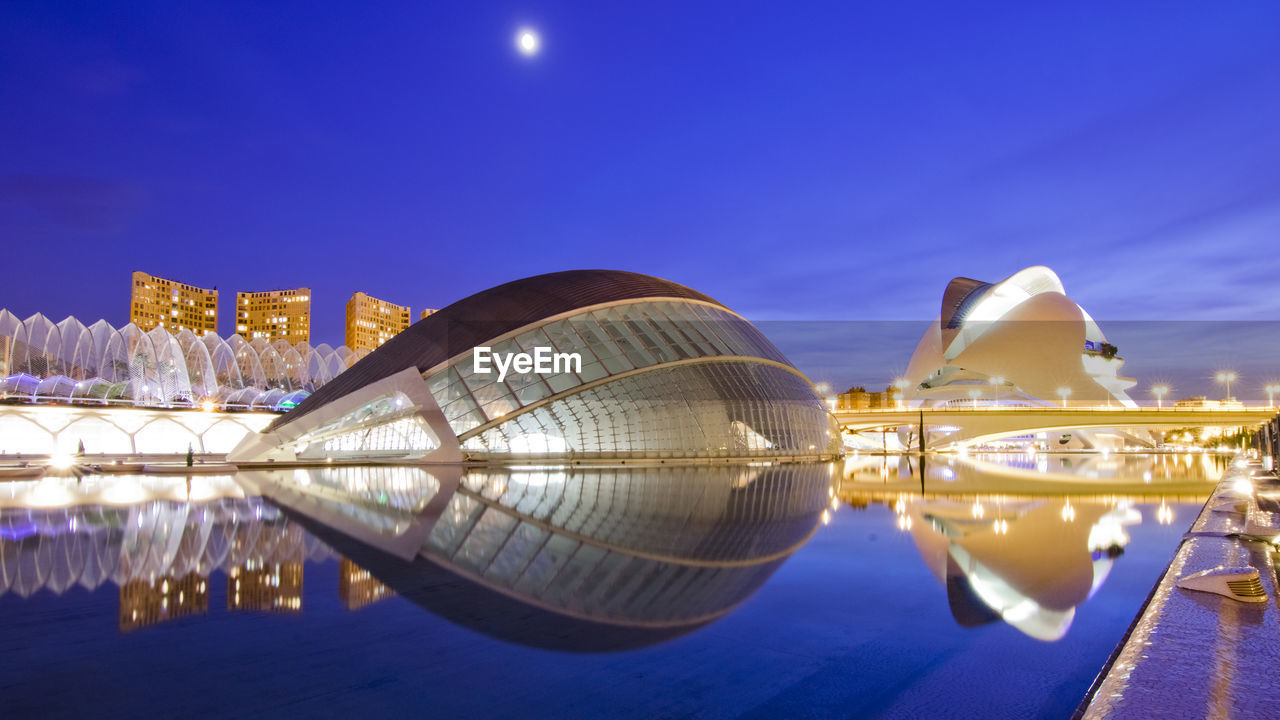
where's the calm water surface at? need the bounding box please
[0,454,1222,718]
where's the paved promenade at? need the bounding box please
[1078,457,1280,719]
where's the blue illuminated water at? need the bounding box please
[0,457,1213,718]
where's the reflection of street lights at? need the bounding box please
[1151,384,1169,409]
[968,388,981,409]
[988,376,1005,406]
[1266,383,1279,409]
[1216,371,1237,402]
[1057,387,1072,408]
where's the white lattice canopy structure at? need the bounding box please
[0,310,367,411]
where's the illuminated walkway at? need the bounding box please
[1078,458,1280,719]
[0,405,275,457]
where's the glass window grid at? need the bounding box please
[424,493,483,556]
[412,466,835,622]
[453,507,520,574]
[474,362,836,458]
[513,533,580,595]
[483,521,550,585]
[421,301,805,445]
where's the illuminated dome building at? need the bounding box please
[231,270,839,463]
[902,266,1137,409]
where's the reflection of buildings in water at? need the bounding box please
[841,451,1227,492]
[339,557,394,610]
[0,474,248,511]
[958,451,1227,484]
[0,476,334,629]
[894,496,1142,640]
[2,465,833,645]
[228,562,304,613]
[250,463,835,650]
[120,571,209,632]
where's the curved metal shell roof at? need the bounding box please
[271,270,724,432]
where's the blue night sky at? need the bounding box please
[3,3,1280,393]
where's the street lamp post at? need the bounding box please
[1216,371,1237,402]
[1057,387,1072,408]
[968,388,980,409]
[1266,383,1279,409]
[1152,384,1169,409]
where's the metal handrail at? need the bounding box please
[835,405,1277,414]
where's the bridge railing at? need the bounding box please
[835,406,1279,414]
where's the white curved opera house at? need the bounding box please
[902,266,1137,409]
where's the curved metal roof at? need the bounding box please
[271,270,724,432]
[940,276,992,331]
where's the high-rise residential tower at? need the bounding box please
[345,291,411,352]
[130,271,218,334]
[235,287,311,342]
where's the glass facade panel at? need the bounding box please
[467,361,835,459]
[453,507,519,574]
[424,493,483,556]
[483,521,549,585]
[512,534,580,595]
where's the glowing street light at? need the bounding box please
[814,382,835,410]
[1216,371,1237,402]
[1266,383,1279,409]
[988,376,1005,406]
[1151,384,1169,409]
[968,388,981,409]
[1057,387,1072,408]
[893,378,910,409]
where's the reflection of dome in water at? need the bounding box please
[231,270,840,464]
[906,498,1140,641]
[247,463,834,650]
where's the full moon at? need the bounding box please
[517,29,540,56]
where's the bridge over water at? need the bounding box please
[834,406,1276,448]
